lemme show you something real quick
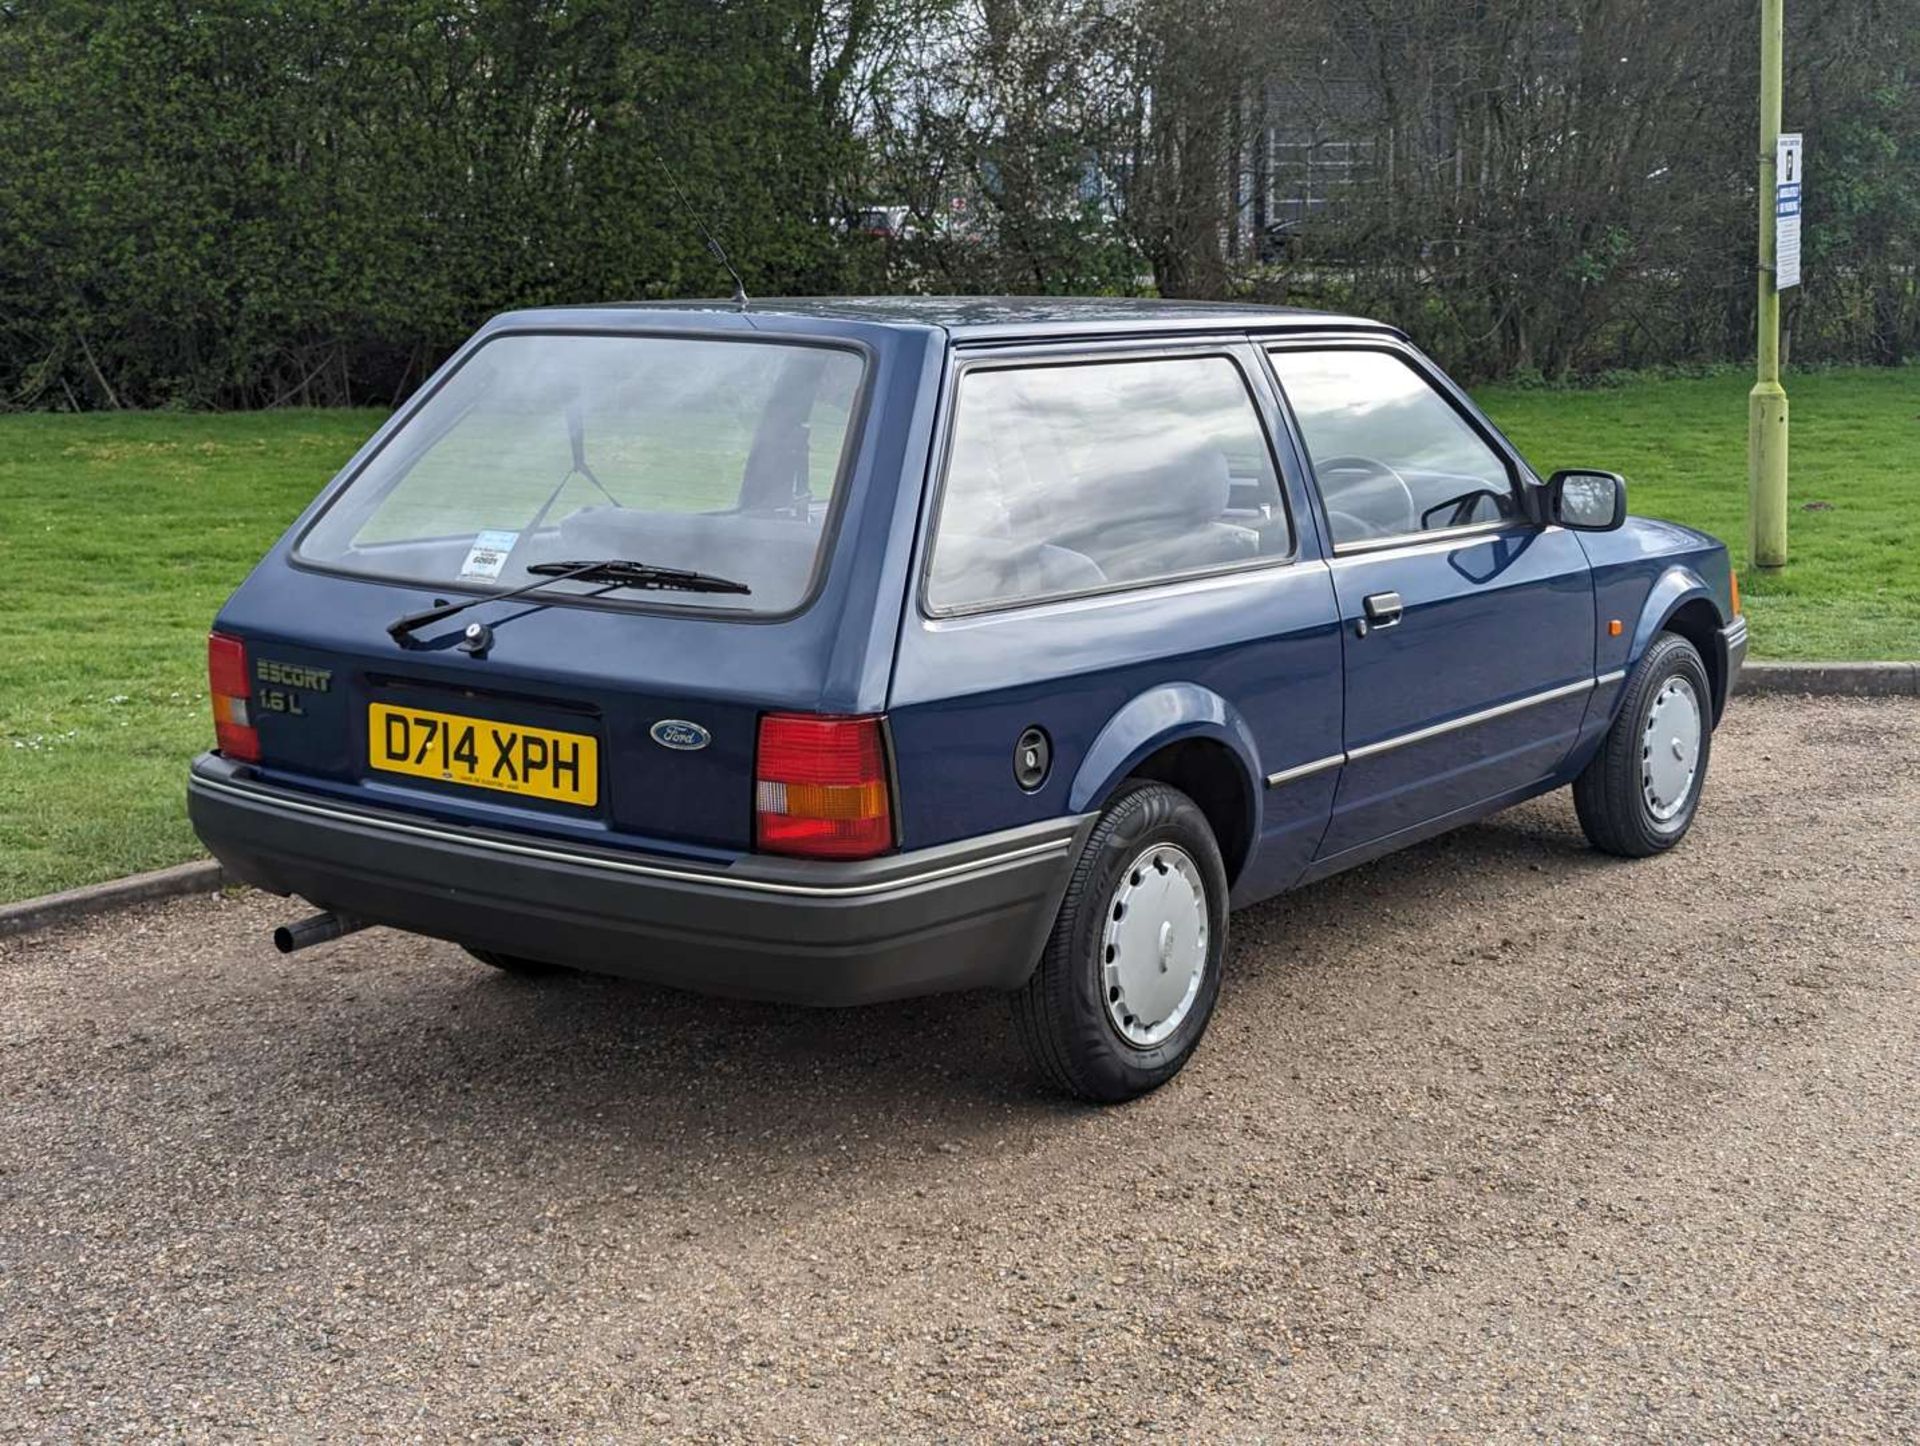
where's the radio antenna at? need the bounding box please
[650,146,749,310]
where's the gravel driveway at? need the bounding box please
[4,696,1916,1442]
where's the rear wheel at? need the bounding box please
[1013,781,1228,1103]
[463,947,569,978]
[1574,630,1713,857]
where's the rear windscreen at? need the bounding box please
[297,332,866,616]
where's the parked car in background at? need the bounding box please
[189,297,1745,1101]
[851,204,917,240]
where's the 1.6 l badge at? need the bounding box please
[649,719,711,751]
[255,657,332,717]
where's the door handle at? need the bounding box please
[1364,591,1403,624]
[1359,591,1404,635]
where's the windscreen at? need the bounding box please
[297,333,866,615]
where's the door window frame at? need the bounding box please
[1260,337,1541,557]
[916,338,1301,619]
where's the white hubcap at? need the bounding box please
[1102,845,1209,1048]
[1641,676,1702,823]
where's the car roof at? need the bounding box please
[506,295,1400,344]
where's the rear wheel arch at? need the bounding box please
[1068,684,1262,887]
[1121,738,1255,886]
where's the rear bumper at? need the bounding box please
[188,754,1090,1005]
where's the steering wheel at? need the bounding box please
[1314,454,1418,541]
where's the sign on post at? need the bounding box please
[1775,132,1803,290]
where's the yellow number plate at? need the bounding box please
[367,703,599,807]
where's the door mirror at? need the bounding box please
[1546,469,1626,531]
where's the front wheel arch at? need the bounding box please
[1627,567,1727,721]
[1659,597,1727,722]
[1575,630,1714,857]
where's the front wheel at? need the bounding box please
[1574,630,1714,857]
[1013,781,1228,1103]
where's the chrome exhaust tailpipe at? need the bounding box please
[273,912,367,954]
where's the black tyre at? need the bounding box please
[1574,630,1714,858]
[1013,781,1229,1103]
[463,947,569,978]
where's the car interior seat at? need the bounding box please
[1061,445,1260,583]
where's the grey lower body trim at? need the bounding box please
[1718,617,1751,713]
[187,754,1091,1006]
[189,765,1075,900]
[1297,771,1566,887]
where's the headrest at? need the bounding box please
[1084,445,1232,533]
[948,438,1233,546]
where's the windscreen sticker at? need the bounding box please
[457,530,519,581]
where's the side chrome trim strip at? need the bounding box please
[1262,676,1608,783]
[1264,753,1346,788]
[1346,677,1596,760]
[191,775,1076,900]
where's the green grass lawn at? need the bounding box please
[1477,367,1920,661]
[0,411,386,902]
[1,368,1915,903]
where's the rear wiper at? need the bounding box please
[386,558,750,645]
[526,559,752,594]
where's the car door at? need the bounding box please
[1265,341,1597,865]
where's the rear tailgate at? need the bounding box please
[209,313,943,856]
[226,574,831,854]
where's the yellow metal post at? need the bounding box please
[1749,0,1789,568]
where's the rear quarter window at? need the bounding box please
[925,354,1291,613]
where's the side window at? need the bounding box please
[926,355,1291,612]
[1268,348,1519,548]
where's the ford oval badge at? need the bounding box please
[650,719,711,752]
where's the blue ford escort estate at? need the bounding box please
[189,297,1746,1101]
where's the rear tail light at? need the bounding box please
[207,631,261,762]
[755,713,893,859]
